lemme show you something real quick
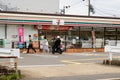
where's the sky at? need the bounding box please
[0,0,120,17]
[60,0,120,17]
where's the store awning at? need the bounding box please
[1,18,120,28]
[65,24,120,28]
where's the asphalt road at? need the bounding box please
[1,52,120,80]
[21,73,120,80]
[18,52,120,66]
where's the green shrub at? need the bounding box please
[0,73,21,80]
[111,60,120,66]
[103,59,120,66]
[0,65,22,80]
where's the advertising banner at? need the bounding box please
[92,31,95,43]
[91,30,96,48]
[18,27,24,44]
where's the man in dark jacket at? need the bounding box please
[52,36,62,54]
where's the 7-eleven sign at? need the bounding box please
[52,19,64,25]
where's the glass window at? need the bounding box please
[105,27,117,46]
[93,27,104,48]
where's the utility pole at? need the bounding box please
[83,0,90,16]
[88,0,90,16]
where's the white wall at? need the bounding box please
[2,25,37,48]
[7,25,38,42]
[24,25,38,41]
[7,25,18,41]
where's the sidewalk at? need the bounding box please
[19,63,120,80]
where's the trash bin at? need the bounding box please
[0,39,5,48]
[18,43,23,48]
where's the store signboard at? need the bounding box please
[35,25,70,30]
[18,27,24,44]
[52,19,64,25]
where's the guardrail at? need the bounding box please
[0,48,20,58]
[0,48,20,72]
[105,45,120,64]
[0,56,18,73]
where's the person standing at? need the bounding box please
[42,36,49,54]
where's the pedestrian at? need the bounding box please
[42,36,49,54]
[27,39,37,54]
[52,36,62,54]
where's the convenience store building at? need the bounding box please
[0,11,120,53]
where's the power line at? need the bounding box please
[69,1,81,7]
[85,0,120,17]
[61,0,120,16]
[93,6,118,17]
[93,0,120,13]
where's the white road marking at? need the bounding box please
[18,64,65,67]
[34,54,58,58]
[19,57,24,59]
[26,54,58,58]
[97,78,120,80]
[61,60,82,64]
[66,53,102,56]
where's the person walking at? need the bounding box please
[42,36,49,54]
[52,36,62,54]
[27,40,37,54]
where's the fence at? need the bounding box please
[0,48,19,77]
[104,45,120,62]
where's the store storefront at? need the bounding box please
[0,11,120,53]
[36,26,120,52]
